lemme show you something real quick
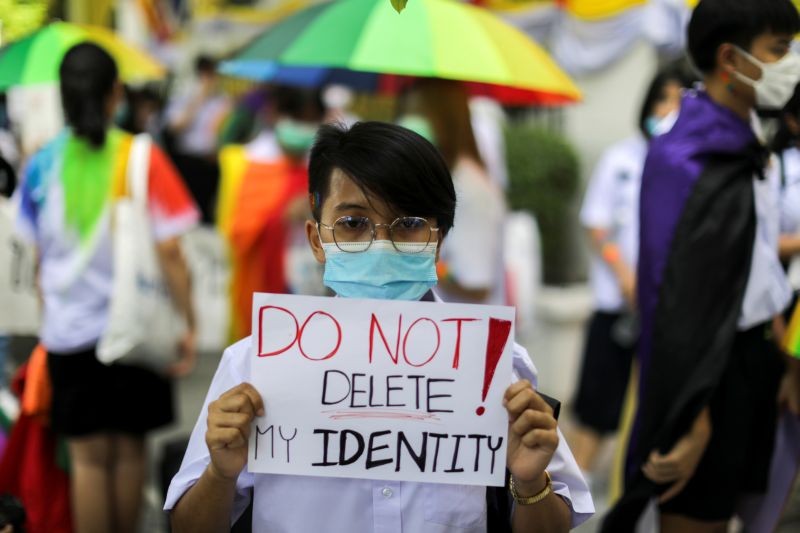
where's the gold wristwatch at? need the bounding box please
[509,471,553,505]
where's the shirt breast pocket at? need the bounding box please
[423,484,487,529]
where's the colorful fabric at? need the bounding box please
[217,141,308,342]
[14,128,199,352]
[783,302,800,359]
[21,344,51,422]
[0,362,72,533]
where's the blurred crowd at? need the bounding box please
[3,0,800,532]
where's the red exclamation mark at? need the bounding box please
[476,318,512,416]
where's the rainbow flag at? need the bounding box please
[217,145,309,342]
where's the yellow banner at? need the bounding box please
[193,0,313,24]
[483,0,648,20]
[565,0,647,20]
[480,0,554,14]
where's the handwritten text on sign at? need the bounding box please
[247,293,516,486]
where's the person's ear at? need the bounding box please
[717,43,740,77]
[435,231,444,263]
[306,219,326,264]
[107,80,124,120]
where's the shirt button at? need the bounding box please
[381,487,393,498]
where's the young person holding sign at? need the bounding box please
[166,122,593,532]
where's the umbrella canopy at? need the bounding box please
[0,22,166,91]
[229,0,581,105]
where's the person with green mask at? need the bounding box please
[216,85,326,342]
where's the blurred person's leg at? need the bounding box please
[111,434,146,533]
[571,427,603,472]
[570,311,635,473]
[68,434,114,533]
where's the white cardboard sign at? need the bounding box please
[248,293,516,486]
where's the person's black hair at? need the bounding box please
[309,121,456,236]
[59,42,118,148]
[638,63,697,139]
[0,155,16,198]
[272,85,325,121]
[195,55,217,75]
[687,0,800,74]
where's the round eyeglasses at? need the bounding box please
[317,216,440,254]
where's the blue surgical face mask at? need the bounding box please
[321,240,438,300]
[645,110,678,138]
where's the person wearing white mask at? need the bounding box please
[569,66,691,482]
[603,1,800,531]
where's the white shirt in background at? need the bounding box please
[580,136,645,312]
[470,97,509,191]
[779,148,800,290]
[779,148,800,235]
[166,87,231,157]
[737,154,793,329]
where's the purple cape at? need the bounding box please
[603,91,773,530]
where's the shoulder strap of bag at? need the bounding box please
[127,134,152,207]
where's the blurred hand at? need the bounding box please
[206,383,265,481]
[618,270,637,310]
[643,408,711,503]
[504,380,559,489]
[167,329,197,378]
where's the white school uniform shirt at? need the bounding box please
[164,338,594,532]
[580,136,645,312]
[738,154,793,330]
[779,148,800,235]
[778,148,800,289]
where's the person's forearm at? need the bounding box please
[157,239,196,330]
[779,234,800,260]
[787,355,800,378]
[170,464,238,533]
[587,228,632,279]
[436,262,491,302]
[511,473,572,533]
[437,277,490,302]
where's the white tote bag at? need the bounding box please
[0,198,40,334]
[97,134,185,370]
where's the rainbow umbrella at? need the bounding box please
[227,0,581,105]
[0,22,166,91]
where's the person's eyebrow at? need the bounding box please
[334,202,368,212]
